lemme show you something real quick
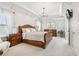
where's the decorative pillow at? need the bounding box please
[30,28,36,32]
[22,28,36,33]
[26,28,36,32]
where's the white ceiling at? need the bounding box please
[14,2,63,17]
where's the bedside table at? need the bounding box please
[0,50,3,55]
[8,33,21,47]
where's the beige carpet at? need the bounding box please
[2,37,76,56]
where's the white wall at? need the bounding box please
[70,3,79,55]
[15,12,37,27]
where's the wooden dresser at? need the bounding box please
[8,33,21,47]
[44,29,57,37]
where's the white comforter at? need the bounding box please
[22,32,47,42]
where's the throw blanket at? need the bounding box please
[0,41,10,51]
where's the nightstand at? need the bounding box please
[44,29,57,37]
[8,33,21,47]
[0,50,3,55]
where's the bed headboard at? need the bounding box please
[18,24,35,33]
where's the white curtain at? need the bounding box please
[0,8,13,36]
[0,8,7,25]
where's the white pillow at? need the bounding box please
[26,28,36,32]
[30,28,36,32]
[0,38,3,43]
[22,28,36,33]
[26,28,31,32]
[1,37,7,41]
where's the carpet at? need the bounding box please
[2,37,76,56]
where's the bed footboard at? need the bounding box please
[22,39,45,49]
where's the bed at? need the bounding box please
[18,24,52,49]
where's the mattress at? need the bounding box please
[22,32,47,42]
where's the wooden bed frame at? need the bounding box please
[18,24,52,49]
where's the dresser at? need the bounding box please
[8,33,21,47]
[44,29,57,37]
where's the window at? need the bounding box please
[0,8,7,25]
[0,8,12,36]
